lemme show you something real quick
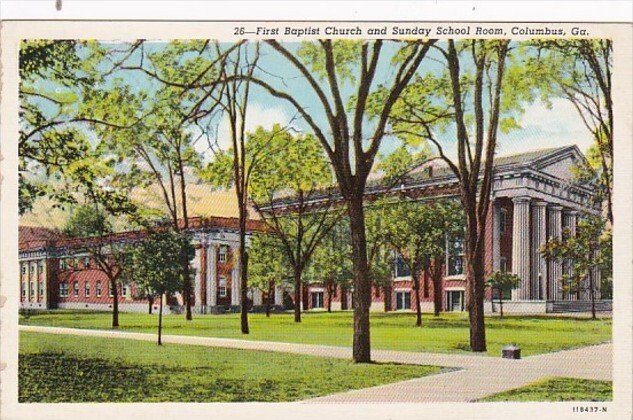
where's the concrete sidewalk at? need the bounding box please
[19,325,611,403]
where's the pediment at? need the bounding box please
[532,146,586,182]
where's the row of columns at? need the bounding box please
[196,243,284,310]
[509,196,586,301]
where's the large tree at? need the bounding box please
[125,229,194,344]
[248,40,436,362]
[248,126,338,322]
[542,216,610,319]
[248,233,291,317]
[533,40,613,224]
[386,40,539,351]
[381,198,463,326]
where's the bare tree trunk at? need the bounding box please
[265,280,273,318]
[293,268,302,323]
[412,270,423,327]
[432,258,443,317]
[348,196,371,363]
[466,226,487,352]
[110,278,119,329]
[158,294,163,345]
[341,288,348,310]
[148,296,153,315]
[326,281,333,313]
[240,235,249,334]
[383,283,392,312]
[589,268,597,320]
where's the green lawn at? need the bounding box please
[19,331,442,402]
[20,310,611,357]
[480,377,612,402]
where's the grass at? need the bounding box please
[19,331,442,403]
[480,377,612,402]
[20,310,611,357]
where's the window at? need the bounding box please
[83,257,90,269]
[396,291,411,310]
[499,209,508,235]
[122,285,128,297]
[447,234,465,276]
[311,291,324,309]
[29,282,34,297]
[394,253,411,278]
[38,260,44,271]
[109,283,115,297]
[21,283,26,297]
[59,282,69,297]
[30,263,35,279]
[21,264,26,276]
[85,281,90,297]
[60,258,67,270]
[219,246,228,263]
[96,281,102,297]
[73,281,79,297]
[218,276,227,297]
[500,257,507,273]
[39,281,44,297]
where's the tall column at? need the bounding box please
[512,196,531,300]
[531,201,548,300]
[193,246,202,312]
[231,245,241,306]
[563,210,578,300]
[206,244,218,308]
[252,288,263,305]
[274,284,283,306]
[547,205,564,300]
[492,201,501,272]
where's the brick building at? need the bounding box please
[19,145,609,315]
[294,145,607,314]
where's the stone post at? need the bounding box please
[207,244,218,309]
[512,196,531,300]
[563,210,578,300]
[231,245,240,306]
[193,246,203,313]
[492,201,501,272]
[274,284,284,306]
[548,205,564,300]
[531,201,548,300]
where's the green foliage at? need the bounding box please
[125,229,195,297]
[380,198,464,276]
[297,40,363,83]
[305,220,353,290]
[21,312,612,357]
[19,332,440,402]
[542,216,610,296]
[486,271,521,299]
[62,204,113,238]
[248,233,291,292]
[481,377,612,402]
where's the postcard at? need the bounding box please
[1,3,631,419]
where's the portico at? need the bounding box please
[490,146,602,308]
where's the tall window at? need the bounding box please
[39,281,44,297]
[447,233,465,276]
[394,253,411,278]
[499,209,508,235]
[500,256,507,273]
[396,291,411,310]
[83,257,90,269]
[73,281,79,297]
[21,264,26,276]
[218,246,228,263]
[311,291,324,309]
[29,282,34,297]
[85,281,90,297]
[218,276,227,297]
[60,258,67,270]
[37,260,44,272]
[109,283,115,297]
[21,282,26,297]
[96,281,102,297]
[59,282,69,297]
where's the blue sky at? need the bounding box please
[33,40,594,166]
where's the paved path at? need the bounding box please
[19,325,611,403]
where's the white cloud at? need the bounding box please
[191,104,294,161]
[497,98,593,156]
